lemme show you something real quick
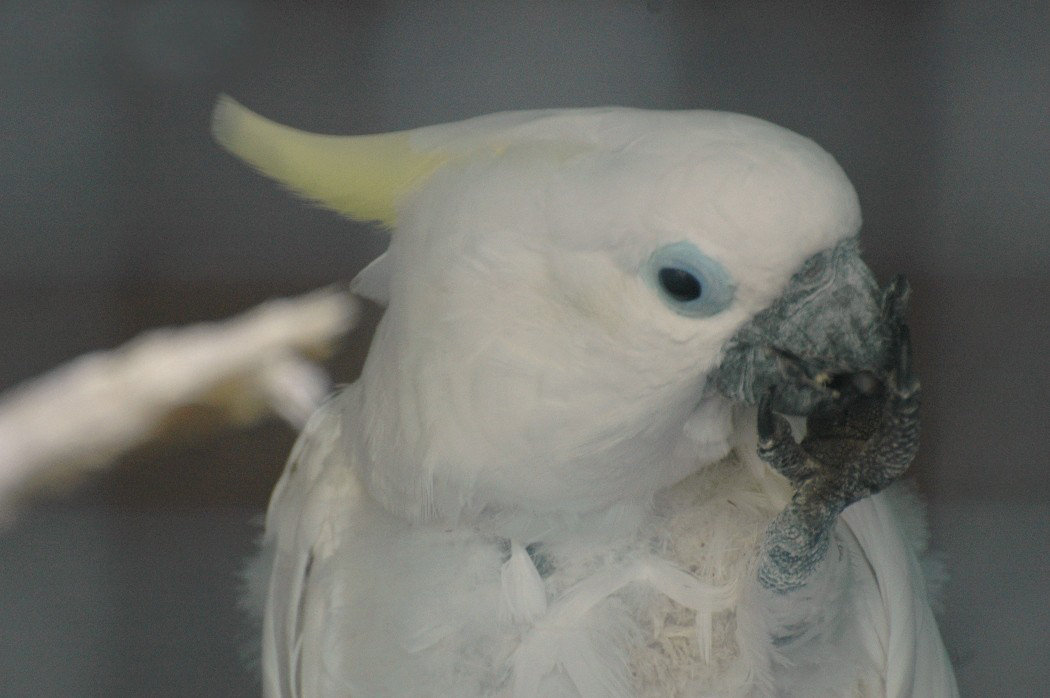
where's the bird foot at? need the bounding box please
[755,279,920,592]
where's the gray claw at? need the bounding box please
[881,275,911,328]
[756,391,812,484]
[893,324,916,394]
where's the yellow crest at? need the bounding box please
[211,95,450,226]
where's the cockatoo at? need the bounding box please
[212,97,958,698]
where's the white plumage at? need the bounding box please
[213,99,958,697]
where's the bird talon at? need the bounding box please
[892,324,918,394]
[881,274,911,328]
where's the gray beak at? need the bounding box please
[711,239,909,416]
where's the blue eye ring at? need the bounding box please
[645,241,735,317]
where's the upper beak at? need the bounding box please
[710,239,908,416]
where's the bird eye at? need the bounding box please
[658,267,702,302]
[645,242,734,317]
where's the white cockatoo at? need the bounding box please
[212,97,958,698]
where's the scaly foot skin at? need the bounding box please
[755,279,921,594]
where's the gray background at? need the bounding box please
[1,1,1048,695]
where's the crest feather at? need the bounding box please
[211,95,449,226]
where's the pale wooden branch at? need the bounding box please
[0,287,361,518]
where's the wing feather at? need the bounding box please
[260,394,359,698]
[841,491,959,697]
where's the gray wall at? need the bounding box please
[1,1,1047,695]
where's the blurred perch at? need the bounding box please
[0,287,361,519]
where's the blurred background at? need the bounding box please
[1,1,1047,695]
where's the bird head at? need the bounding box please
[213,98,897,522]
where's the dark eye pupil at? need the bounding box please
[658,267,702,302]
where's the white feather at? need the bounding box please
[842,494,960,697]
[500,541,549,624]
[349,251,392,306]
